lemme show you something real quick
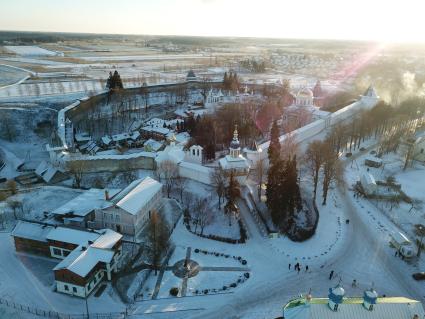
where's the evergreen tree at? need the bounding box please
[223,72,229,89]
[224,170,241,225]
[106,70,124,90]
[266,156,285,227]
[268,120,281,164]
[284,156,302,228]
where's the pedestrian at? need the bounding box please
[306,265,309,272]
[352,279,357,288]
[395,251,398,257]
[402,254,405,260]
[297,267,300,274]
[329,270,334,280]
[289,263,291,270]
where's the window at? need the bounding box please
[115,214,120,221]
[64,285,69,291]
[73,287,77,293]
[421,148,424,154]
[63,250,70,257]
[53,248,61,256]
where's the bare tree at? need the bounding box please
[305,140,324,199]
[321,142,343,205]
[175,175,187,202]
[192,196,211,234]
[68,161,85,188]
[7,199,22,220]
[157,160,178,198]
[146,210,171,275]
[210,167,226,209]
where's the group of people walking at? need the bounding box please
[289,262,309,273]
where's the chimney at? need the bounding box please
[363,288,378,311]
[105,189,109,200]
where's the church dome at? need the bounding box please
[230,126,240,152]
[297,87,314,98]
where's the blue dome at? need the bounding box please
[363,289,378,305]
[328,286,345,304]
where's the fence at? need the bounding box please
[0,297,127,319]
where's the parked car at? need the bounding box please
[412,272,425,280]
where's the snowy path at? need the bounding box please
[237,198,265,242]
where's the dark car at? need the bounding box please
[412,272,425,280]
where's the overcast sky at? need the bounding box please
[1,0,424,42]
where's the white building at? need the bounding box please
[282,87,331,130]
[185,145,204,164]
[219,126,250,183]
[95,177,163,236]
[12,221,123,298]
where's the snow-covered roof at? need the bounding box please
[115,177,162,215]
[46,227,100,246]
[101,136,112,145]
[141,125,170,135]
[363,85,378,98]
[35,161,66,183]
[53,245,114,278]
[144,139,163,152]
[91,229,123,249]
[179,160,212,174]
[283,297,425,319]
[12,221,53,242]
[175,132,190,145]
[219,155,250,170]
[155,145,185,165]
[51,188,120,217]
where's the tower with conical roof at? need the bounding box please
[360,85,379,108]
[230,126,241,158]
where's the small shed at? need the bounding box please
[360,172,377,195]
[365,157,383,168]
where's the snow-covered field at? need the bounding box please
[4,46,60,57]
[0,65,29,88]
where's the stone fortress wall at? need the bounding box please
[55,79,378,175]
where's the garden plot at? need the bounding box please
[181,180,241,240]
[187,270,249,296]
[191,248,247,268]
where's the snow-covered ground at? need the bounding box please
[4,46,61,57]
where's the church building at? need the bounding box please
[219,126,250,183]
